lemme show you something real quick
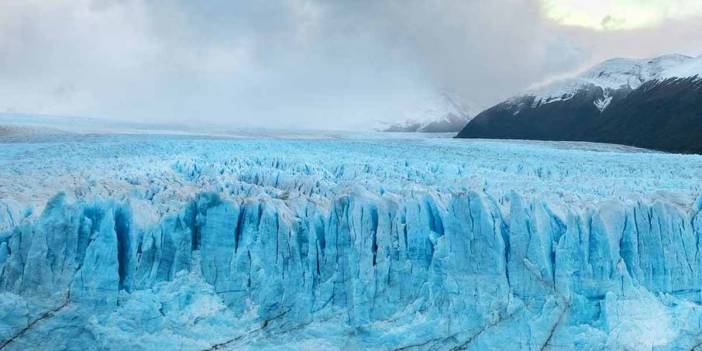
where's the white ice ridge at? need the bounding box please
[1,133,702,350]
[526,54,702,108]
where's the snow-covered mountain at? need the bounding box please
[382,112,471,133]
[380,93,477,133]
[527,54,693,108]
[458,54,702,153]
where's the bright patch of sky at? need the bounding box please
[542,0,702,30]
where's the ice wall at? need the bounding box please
[1,134,701,350]
[2,189,701,350]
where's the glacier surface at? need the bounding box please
[1,132,702,350]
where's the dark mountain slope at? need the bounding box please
[582,78,702,153]
[459,86,631,141]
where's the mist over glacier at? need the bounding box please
[0,132,701,350]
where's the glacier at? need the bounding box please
[1,132,702,350]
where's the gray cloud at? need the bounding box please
[337,1,586,105]
[0,0,700,130]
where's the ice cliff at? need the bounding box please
[1,133,701,350]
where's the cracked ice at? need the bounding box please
[1,133,702,350]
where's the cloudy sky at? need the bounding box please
[1,0,702,130]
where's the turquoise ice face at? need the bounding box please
[0,133,701,350]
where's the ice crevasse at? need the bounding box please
[0,135,702,350]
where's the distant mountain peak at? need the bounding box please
[379,92,479,133]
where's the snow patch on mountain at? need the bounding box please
[593,91,613,112]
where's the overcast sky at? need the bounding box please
[1,0,702,130]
